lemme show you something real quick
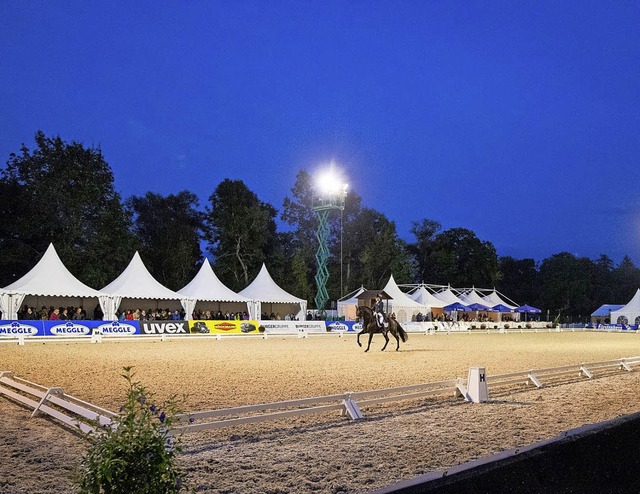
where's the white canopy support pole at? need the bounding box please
[181,298,196,320]
[97,294,112,321]
[10,293,25,320]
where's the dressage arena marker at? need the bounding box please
[3,356,640,434]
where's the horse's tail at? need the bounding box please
[396,322,408,342]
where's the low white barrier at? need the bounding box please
[0,371,116,433]
[3,356,640,434]
[486,356,640,389]
[173,356,640,432]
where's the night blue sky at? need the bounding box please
[2,1,639,265]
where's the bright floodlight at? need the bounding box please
[315,166,347,197]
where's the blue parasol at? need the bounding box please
[466,303,493,311]
[515,304,542,313]
[443,302,471,312]
[492,304,513,313]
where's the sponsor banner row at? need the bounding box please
[0,320,140,337]
[0,320,263,337]
[261,320,364,333]
[0,319,362,338]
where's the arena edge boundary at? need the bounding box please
[371,411,640,493]
[3,356,639,434]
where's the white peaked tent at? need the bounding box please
[177,259,253,319]
[433,286,467,306]
[610,289,640,326]
[101,252,192,320]
[459,288,492,308]
[481,289,517,309]
[407,285,445,309]
[0,243,110,319]
[239,264,306,320]
[382,275,430,323]
[337,286,367,320]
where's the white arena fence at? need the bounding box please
[0,319,637,345]
[4,357,640,434]
[0,371,116,433]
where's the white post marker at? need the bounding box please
[467,367,489,403]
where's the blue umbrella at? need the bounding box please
[443,302,471,312]
[466,303,493,311]
[492,304,513,313]
[515,304,542,313]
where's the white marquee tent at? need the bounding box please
[177,258,253,319]
[0,243,110,320]
[459,288,493,308]
[433,286,467,306]
[481,289,517,310]
[337,286,366,320]
[610,289,640,326]
[239,264,307,320]
[101,252,192,320]
[407,285,445,309]
[382,275,430,323]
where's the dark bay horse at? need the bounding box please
[356,305,408,352]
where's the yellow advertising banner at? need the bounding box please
[188,320,261,334]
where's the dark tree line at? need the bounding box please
[2,132,639,322]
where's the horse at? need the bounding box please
[356,305,408,352]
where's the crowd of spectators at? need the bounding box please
[11,305,295,321]
[262,312,298,321]
[117,308,186,321]
[17,305,91,320]
[413,311,514,322]
[192,310,250,320]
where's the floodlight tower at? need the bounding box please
[312,169,348,313]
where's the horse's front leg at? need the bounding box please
[380,331,390,351]
[357,329,365,347]
[365,332,374,352]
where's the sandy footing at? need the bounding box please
[1,332,640,493]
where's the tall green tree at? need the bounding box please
[592,254,615,306]
[280,170,317,300]
[538,252,599,322]
[353,208,412,288]
[407,218,442,283]
[127,191,203,290]
[611,256,640,303]
[497,256,539,306]
[424,228,500,287]
[0,131,135,287]
[204,179,277,291]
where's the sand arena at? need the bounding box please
[2,331,640,493]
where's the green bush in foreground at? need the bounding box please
[77,367,186,493]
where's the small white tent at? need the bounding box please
[610,289,640,326]
[382,275,430,323]
[459,288,493,308]
[101,252,192,320]
[0,243,110,319]
[433,286,467,306]
[239,264,307,320]
[337,286,366,320]
[407,285,445,309]
[177,259,253,319]
[481,289,517,310]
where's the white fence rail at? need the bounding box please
[486,356,640,390]
[0,371,116,433]
[3,356,640,434]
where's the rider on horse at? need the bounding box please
[372,296,388,328]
